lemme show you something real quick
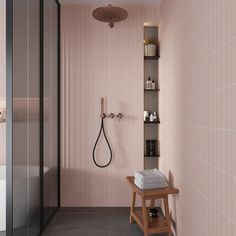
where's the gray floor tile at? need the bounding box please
[109,212,130,226]
[47,212,109,231]
[43,209,168,236]
[44,228,109,236]
[109,224,144,236]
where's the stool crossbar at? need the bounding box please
[126,176,179,236]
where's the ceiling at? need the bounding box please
[59,0,162,5]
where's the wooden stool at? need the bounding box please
[126,176,179,236]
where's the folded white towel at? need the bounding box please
[134,176,167,185]
[134,179,167,190]
[135,168,167,184]
[134,169,167,189]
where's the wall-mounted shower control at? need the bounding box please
[101,112,123,120]
[116,113,123,119]
[99,98,123,120]
[108,113,115,119]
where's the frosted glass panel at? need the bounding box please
[43,0,59,225]
[12,0,40,235]
[0,0,6,234]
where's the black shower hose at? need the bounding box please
[92,117,112,168]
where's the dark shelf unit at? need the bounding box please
[144,56,159,60]
[144,121,160,124]
[144,155,160,158]
[144,26,160,170]
[144,89,160,92]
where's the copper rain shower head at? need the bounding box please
[92,4,128,28]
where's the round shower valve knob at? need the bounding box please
[108,113,115,118]
[116,113,123,119]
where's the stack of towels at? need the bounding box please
[134,168,168,190]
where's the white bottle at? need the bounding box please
[150,113,154,122]
[153,112,157,121]
[146,77,152,90]
[152,80,155,90]
[144,111,148,121]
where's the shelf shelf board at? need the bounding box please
[144,155,160,158]
[144,56,160,60]
[144,121,160,124]
[132,209,169,234]
[144,89,160,92]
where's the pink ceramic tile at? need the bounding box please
[61,5,161,207]
[159,0,236,234]
[61,0,236,233]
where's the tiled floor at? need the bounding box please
[43,208,168,236]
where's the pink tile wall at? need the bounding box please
[159,0,236,235]
[0,0,6,166]
[61,5,160,206]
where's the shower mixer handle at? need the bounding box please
[116,113,123,119]
[108,113,115,118]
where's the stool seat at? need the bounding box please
[126,176,179,236]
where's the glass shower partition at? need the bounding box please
[6,0,60,235]
[12,0,41,235]
[42,0,60,227]
[0,0,6,235]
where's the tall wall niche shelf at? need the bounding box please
[144,26,160,170]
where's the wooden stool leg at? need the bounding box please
[141,198,149,236]
[150,199,155,208]
[163,196,172,236]
[129,191,136,224]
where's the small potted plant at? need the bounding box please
[144,38,159,56]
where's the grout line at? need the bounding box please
[162,157,236,230]
[160,1,236,106]
[161,122,236,133]
[176,196,209,236]
[160,0,228,78]
[161,142,236,227]
[162,139,236,180]
[165,82,236,105]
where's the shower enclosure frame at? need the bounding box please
[40,0,61,233]
[6,0,61,234]
[6,0,13,235]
